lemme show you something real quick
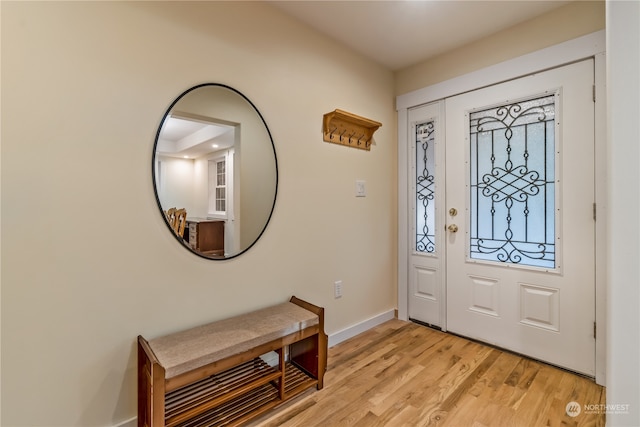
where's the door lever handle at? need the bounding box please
[447,224,459,233]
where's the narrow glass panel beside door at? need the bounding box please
[408,101,445,328]
[416,120,436,254]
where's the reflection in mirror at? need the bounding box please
[153,84,278,259]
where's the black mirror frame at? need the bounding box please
[152,83,278,260]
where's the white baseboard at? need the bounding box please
[113,416,136,427]
[328,309,396,347]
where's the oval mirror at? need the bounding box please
[152,83,278,260]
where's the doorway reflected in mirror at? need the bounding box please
[153,84,278,259]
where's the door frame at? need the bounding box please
[396,30,606,384]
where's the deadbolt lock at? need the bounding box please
[449,208,458,217]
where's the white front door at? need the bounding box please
[410,59,596,376]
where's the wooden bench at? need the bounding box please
[137,296,327,427]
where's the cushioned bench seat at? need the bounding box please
[148,302,320,379]
[138,296,327,427]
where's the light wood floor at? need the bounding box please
[254,319,605,427]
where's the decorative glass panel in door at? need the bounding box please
[416,120,436,254]
[469,94,556,269]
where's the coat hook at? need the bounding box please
[322,109,381,150]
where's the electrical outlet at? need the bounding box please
[334,280,343,299]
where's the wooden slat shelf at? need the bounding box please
[284,362,317,398]
[175,384,279,427]
[171,362,315,427]
[165,358,281,426]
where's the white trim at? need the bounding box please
[397,30,605,110]
[397,30,606,384]
[397,107,409,322]
[594,51,607,386]
[328,309,396,347]
[111,417,136,427]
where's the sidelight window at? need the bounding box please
[415,120,436,254]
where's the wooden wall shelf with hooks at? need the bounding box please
[323,109,382,151]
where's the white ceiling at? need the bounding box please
[269,0,571,71]
[156,116,235,159]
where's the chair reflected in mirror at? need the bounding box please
[164,207,187,239]
[174,209,187,238]
[165,207,176,228]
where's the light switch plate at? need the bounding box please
[355,180,366,197]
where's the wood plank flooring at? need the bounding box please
[253,319,605,427]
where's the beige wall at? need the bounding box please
[395,1,605,96]
[0,1,615,426]
[0,2,396,425]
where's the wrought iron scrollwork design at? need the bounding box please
[416,121,436,253]
[470,95,556,267]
